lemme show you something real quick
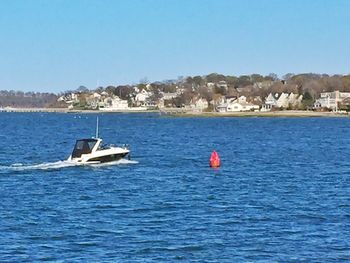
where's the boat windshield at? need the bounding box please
[71,139,98,158]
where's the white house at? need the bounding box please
[288,93,300,105]
[57,96,65,102]
[100,96,129,111]
[314,91,350,110]
[227,102,259,112]
[87,94,101,109]
[176,87,185,95]
[157,92,179,108]
[71,93,79,101]
[288,93,302,107]
[57,92,80,108]
[216,103,228,112]
[276,93,289,108]
[217,81,228,89]
[135,89,150,106]
[216,96,259,112]
[207,82,215,89]
[262,92,303,111]
[265,93,277,105]
[133,86,140,93]
[238,95,247,103]
[190,97,208,111]
[161,92,178,100]
[261,93,277,111]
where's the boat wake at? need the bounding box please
[1,159,138,171]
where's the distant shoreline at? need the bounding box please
[0,107,70,113]
[1,108,349,117]
[175,110,350,118]
[162,110,350,118]
[0,108,155,114]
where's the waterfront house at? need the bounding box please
[216,95,259,112]
[261,93,277,111]
[262,92,303,111]
[314,91,350,110]
[216,103,228,112]
[135,89,150,106]
[190,97,209,111]
[276,93,289,108]
[100,96,129,111]
[226,102,259,112]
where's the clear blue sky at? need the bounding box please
[1,0,349,92]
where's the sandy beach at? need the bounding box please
[1,107,349,117]
[173,110,350,118]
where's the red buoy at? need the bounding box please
[209,150,220,168]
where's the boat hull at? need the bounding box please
[86,152,128,163]
[68,146,130,164]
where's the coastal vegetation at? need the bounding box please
[0,90,58,108]
[1,73,350,111]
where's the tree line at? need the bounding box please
[0,90,59,108]
[1,73,350,108]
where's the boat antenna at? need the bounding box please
[95,116,99,138]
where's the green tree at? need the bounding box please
[237,75,252,87]
[206,73,226,83]
[226,76,238,86]
[137,83,147,90]
[193,76,203,87]
[105,86,116,95]
[301,91,314,109]
[77,85,89,92]
[251,74,264,83]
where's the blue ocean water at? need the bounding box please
[0,112,350,262]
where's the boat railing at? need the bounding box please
[103,143,129,149]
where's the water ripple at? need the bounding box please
[1,114,350,262]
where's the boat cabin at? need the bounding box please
[71,138,100,158]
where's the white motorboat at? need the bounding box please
[67,117,130,164]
